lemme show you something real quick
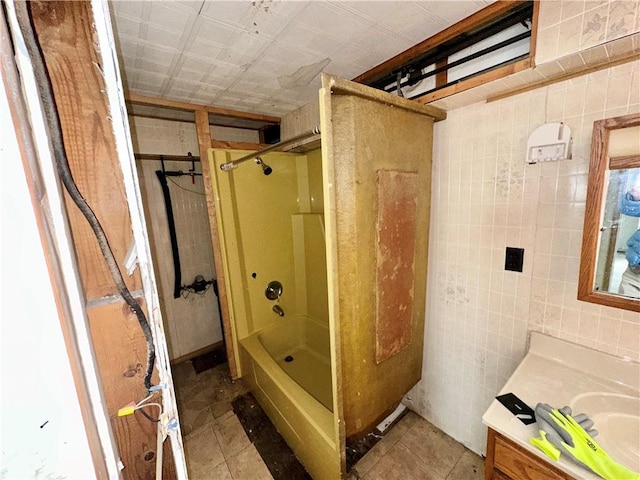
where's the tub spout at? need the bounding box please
[272,305,285,317]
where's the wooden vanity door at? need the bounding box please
[320,74,445,469]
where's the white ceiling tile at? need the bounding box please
[186,38,227,60]
[293,3,374,41]
[144,24,183,47]
[139,44,176,68]
[147,2,195,33]
[113,0,492,115]
[200,1,294,39]
[114,1,148,20]
[274,21,344,57]
[110,13,142,38]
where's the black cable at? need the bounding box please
[14,1,155,391]
[137,408,160,423]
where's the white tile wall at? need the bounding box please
[405,60,640,456]
[536,0,640,64]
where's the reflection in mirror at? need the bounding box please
[579,114,640,312]
[595,168,640,297]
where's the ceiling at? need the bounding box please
[110,0,494,120]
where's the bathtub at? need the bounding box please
[239,315,339,479]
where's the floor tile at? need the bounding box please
[227,444,274,480]
[214,413,252,460]
[365,442,443,480]
[446,449,484,480]
[179,403,215,437]
[399,418,465,479]
[211,461,234,480]
[184,425,225,477]
[352,410,421,476]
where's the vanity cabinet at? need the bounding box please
[485,428,575,480]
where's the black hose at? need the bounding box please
[155,171,182,299]
[14,1,155,391]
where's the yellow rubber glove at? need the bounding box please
[546,406,640,480]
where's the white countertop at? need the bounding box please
[482,332,640,479]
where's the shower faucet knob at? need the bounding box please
[265,281,283,301]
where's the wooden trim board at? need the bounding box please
[487,52,640,103]
[352,1,528,86]
[127,92,281,124]
[416,57,533,104]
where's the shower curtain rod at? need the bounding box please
[219,125,321,171]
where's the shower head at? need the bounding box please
[255,157,272,176]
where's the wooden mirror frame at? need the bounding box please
[578,113,640,312]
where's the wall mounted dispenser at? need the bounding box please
[526,122,572,164]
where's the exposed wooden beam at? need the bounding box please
[128,111,264,131]
[127,93,281,124]
[196,109,239,379]
[352,0,528,86]
[211,140,269,150]
[135,153,199,162]
[435,59,448,88]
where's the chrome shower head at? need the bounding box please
[255,157,272,176]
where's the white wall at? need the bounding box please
[129,116,223,359]
[0,74,95,479]
[406,59,640,455]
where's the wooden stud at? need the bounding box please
[29,2,174,477]
[30,0,141,301]
[196,109,239,379]
[435,59,448,88]
[529,0,540,63]
[1,6,108,477]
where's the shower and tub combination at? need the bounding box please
[207,74,446,479]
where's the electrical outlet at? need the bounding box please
[505,247,524,272]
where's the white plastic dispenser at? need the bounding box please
[526,122,572,164]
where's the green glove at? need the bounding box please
[531,403,640,480]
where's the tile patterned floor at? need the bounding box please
[173,360,484,480]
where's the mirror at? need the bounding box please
[579,113,640,312]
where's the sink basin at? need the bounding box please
[570,393,640,473]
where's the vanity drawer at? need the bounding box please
[486,428,574,480]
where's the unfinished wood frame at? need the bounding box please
[578,113,640,313]
[27,2,177,477]
[196,109,239,378]
[353,0,539,104]
[1,5,111,477]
